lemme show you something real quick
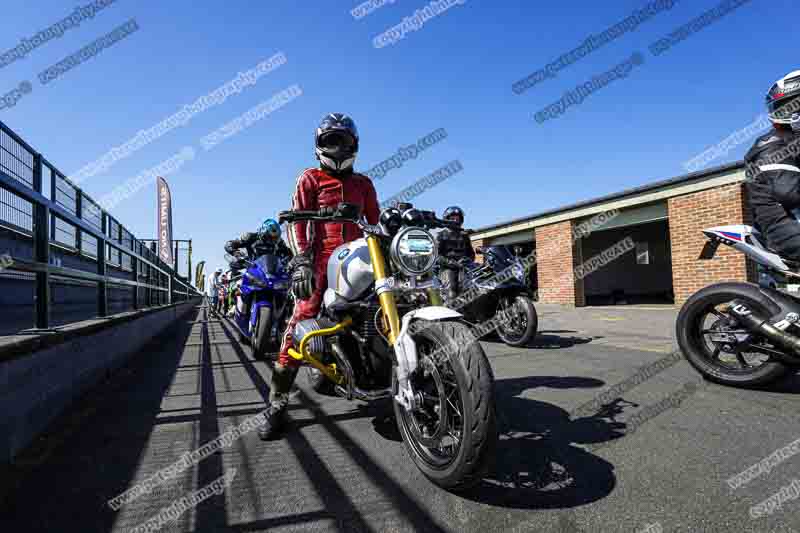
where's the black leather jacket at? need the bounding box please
[224,232,293,260]
[745,129,800,233]
[436,228,475,267]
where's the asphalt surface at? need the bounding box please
[2,303,800,532]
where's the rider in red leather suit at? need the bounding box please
[259,113,380,440]
[280,167,380,365]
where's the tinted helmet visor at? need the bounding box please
[318,131,355,153]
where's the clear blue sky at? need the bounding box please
[0,0,795,274]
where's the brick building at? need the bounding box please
[470,162,757,306]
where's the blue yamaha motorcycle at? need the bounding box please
[227,252,292,361]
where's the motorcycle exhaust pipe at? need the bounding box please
[728,302,800,364]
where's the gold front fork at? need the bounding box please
[367,235,401,344]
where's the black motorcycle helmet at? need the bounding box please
[442,206,465,227]
[315,113,359,173]
[766,70,800,131]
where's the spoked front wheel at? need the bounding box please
[393,320,497,491]
[676,283,790,387]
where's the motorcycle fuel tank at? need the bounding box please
[326,238,374,303]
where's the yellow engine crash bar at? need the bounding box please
[287,317,353,385]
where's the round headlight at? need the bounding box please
[390,227,438,276]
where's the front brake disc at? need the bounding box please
[407,358,448,448]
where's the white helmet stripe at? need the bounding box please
[319,154,354,171]
[760,164,800,173]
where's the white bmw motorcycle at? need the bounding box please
[676,224,800,387]
[278,202,496,490]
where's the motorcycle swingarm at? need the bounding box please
[753,287,800,323]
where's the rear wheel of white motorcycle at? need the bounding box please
[250,307,272,361]
[393,320,497,492]
[676,283,790,387]
[495,295,538,347]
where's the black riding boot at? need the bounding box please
[766,218,800,262]
[257,363,299,440]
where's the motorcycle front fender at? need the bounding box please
[403,306,463,323]
[393,306,463,410]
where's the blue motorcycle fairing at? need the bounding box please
[233,253,290,339]
[240,255,290,296]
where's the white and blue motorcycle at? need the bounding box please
[676,224,800,387]
[278,202,496,490]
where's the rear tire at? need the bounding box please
[676,282,790,387]
[394,320,497,492]
[251,306,272,361]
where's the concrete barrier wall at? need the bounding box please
[0,299,200,463]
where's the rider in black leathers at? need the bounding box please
[745,70,800,260]
[436,206,475,299]
[224,220,293,315]
[224,232,292,261]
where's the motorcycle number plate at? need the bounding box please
[699,240,719,260]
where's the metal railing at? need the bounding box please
[0,119,199,332]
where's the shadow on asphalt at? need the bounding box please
[2,307,643,531]
[216,318,449,533]
[483,330,598,350]
[218,316,624,516]
[461,375,623,510]
[730,370,800,393]
[532,331,599,350]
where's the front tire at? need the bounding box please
[251,306,272,361]
[393,320,497,491]
[676,282,790,387]
[496,295,538,347]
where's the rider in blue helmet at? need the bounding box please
[224,218,293,316]
[258,219,282,242]
[225,218,292,260]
